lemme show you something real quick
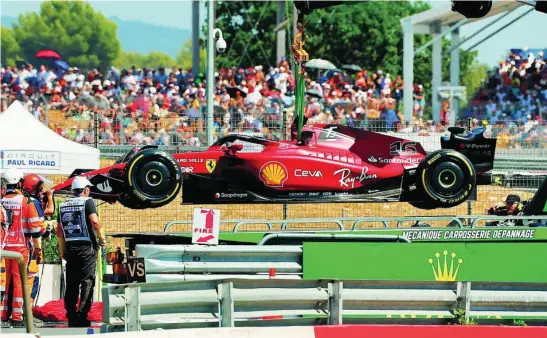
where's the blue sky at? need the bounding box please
[1,0,546,67]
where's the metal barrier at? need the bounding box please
[135,237,412,282]
[136,244,304,282]
[165,215,547,234]
[256,233,410,246]
[0,250,34,333]
[163,216,471,233]
[101,279,547,332]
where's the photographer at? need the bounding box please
[486,194,524,226]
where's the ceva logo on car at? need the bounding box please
[294,169,323,177]
[368,155,419,164]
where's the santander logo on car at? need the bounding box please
[368,155,419,164]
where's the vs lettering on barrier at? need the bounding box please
[192,208,220,245]
[126,257,146,283]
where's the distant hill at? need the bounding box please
[1,15,191,58]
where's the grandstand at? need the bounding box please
[2,47,545,151]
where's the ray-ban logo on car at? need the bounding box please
[97,180,113,193]
[334,167,377,188]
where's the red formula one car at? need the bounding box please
[52,123,497,210]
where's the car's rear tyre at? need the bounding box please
[120,149,182,209]
[412,150,475,209]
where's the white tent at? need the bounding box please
[0,100,100,175]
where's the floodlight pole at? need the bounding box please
[192,0,200,78]
[206,0,215,146]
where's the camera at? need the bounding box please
[216,38,227,54]
[451,1,492,18]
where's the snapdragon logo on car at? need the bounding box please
[368,155,419,164]
[220,192,248,199]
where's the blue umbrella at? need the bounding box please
[24,76,40,89]
[54,59,70,71]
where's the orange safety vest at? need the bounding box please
[0,191,43,248]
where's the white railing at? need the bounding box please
[101,279,547,332]
[162,215,547,233]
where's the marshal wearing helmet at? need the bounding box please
[22,173,56,306]
[0,168,43,327]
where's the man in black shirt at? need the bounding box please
[57,176,106,327]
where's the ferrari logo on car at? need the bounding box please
[206,160,217,173]
[260,161,288,187]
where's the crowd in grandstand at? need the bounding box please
[466,48,547,149]
[1,47,546,149]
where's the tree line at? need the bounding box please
[0,1,205,71]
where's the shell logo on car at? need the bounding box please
[260,161,288,187]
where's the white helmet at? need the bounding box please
[1,168,24,185]
[71,176,93,190]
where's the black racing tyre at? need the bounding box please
[120,149,182,209]
[414,150,476,209]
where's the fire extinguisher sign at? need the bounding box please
[192,208,220,245]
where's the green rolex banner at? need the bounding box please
[303,242,547,283]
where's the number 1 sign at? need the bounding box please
[192,208,220,245]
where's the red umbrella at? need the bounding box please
[35,49,61,60]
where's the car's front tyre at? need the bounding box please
[119,148,182,209]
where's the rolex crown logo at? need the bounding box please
[260,161,288,187]
[428,250,463,282]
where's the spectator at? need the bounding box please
[3,47,544,150]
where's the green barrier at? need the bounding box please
[303,242,547,282]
